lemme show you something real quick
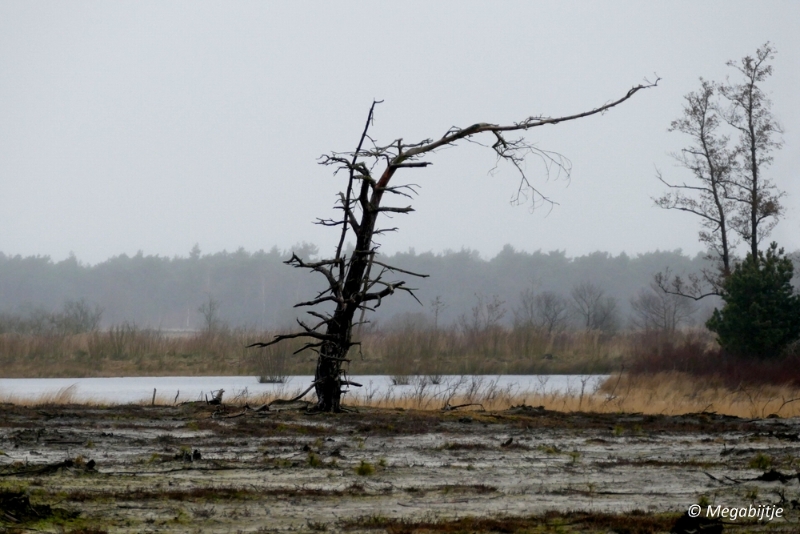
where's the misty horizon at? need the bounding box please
[0,243,743,331]
[1,242,718,266]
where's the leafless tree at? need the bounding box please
[630,282,696,334]
[198,295,223,334]
[654,80,737,297]
[570,282,619,333]
[249,81,657,412]
[513,289,568,334]
[719,43,784,261]
[459,294,507,357]
[430,295,446,332]
[535,291,570,335]
[655,43,784,299]
[512,288,539,358]
[513,288,537,329]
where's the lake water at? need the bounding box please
[0,375,609,404]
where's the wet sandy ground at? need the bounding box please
[1,402,800,532]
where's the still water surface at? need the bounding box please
[0,375,608,404]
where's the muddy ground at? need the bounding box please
[1,402,800,533]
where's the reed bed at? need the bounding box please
[359,327,635,376]
[0,327,303,378]
[0,324,684,378]
[592,372,800,418]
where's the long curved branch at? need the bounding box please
[401,79,660,159]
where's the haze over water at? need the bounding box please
[0,375,605,405]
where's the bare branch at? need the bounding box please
[335,100,382,261]
[294,295,342,308]
[653,269,720,301]
[397,285,423,306]
[372,227,399,235]
[401,79,660,159]
[293,342,324,355]
[285,253,342,298]
[375,206,414,214]
[371,260,429,278]
[306,310,332,323]
[246,330,333,349]
[389,162,432,169]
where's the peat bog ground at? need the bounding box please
[1,402,800,533]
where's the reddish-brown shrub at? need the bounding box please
[629,336,800,386]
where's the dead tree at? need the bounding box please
[250,80,658,412]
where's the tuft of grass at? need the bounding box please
[307,451,322,468]
[355,460,375,476]
[539,444,561,455]
[306,519,328,531]
[749,453,772,470]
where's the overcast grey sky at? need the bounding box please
[1,1,798,265]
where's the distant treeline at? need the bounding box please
[2,244,795,331]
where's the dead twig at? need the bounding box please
[442,402,485,412]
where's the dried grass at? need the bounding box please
[0,384,85,406]
[591,372,800,418]
[308,372,795,417]
[0,324,645,378]
[4,372,800,418]
[3,370,800,418]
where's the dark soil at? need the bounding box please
[1,403,799,532]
